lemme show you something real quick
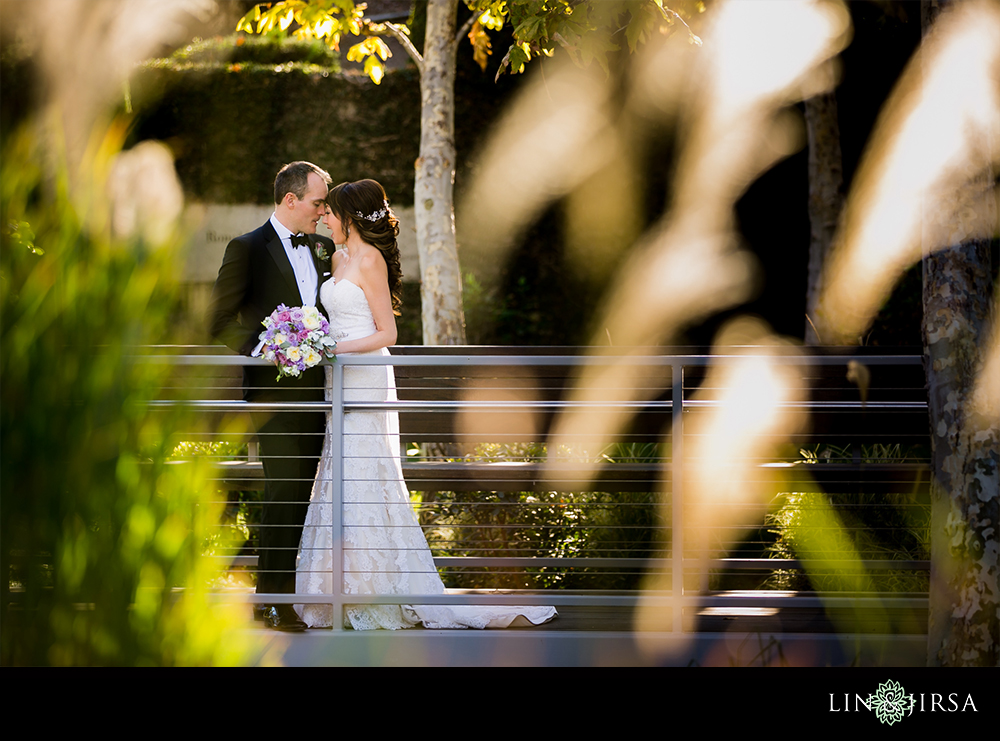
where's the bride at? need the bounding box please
[295,179,556,630]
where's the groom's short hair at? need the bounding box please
[274,161,332,204]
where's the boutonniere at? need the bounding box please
[314,243,330,262]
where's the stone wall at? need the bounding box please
[184,203,418,284]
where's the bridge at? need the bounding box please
[152,347,931,666]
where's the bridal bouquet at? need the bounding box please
[258,304,337,380]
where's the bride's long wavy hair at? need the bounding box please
[327,179,403,315]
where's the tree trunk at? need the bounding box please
[803,91,844,345]
[414,0,467,345]
[921,0,999,667]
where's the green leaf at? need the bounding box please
[507,44,528,74]
[625,13,646,53]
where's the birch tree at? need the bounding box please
[239,0,468,344]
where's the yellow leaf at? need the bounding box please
[480,10,503,31]
[279,8,294,31]
[468,20,492,72]
[347,41,366,62]
[373,37,391,61]
[364,55,384,85]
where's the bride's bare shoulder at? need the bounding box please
[359,249,388,277]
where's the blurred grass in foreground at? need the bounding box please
[1,122,247,665]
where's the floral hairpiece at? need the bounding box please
[355,199,390,222]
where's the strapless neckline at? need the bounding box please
[322,275,376,344]
[332,276,362,292]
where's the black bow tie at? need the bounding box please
[290,234,310,249]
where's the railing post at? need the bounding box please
[329,361,345,631]
[148,350,933,640]
[672,363,684,634]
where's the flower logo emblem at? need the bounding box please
[869,680,913,725]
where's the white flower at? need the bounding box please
[286,346,302,362]
[302,307,322,330]
[303,347,322,366]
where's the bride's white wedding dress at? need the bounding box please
[295,277,557,630]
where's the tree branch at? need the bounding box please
[382,21,424,76]
[455,12,477,44]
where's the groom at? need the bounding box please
[209,161,334,632]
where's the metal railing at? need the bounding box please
[147,347,932,633]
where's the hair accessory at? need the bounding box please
[355,199,390,222]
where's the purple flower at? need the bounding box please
[260,302,337,382]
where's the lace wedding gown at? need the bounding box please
[295,277,557,630]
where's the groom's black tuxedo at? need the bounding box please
[208,220,335,596]
[209,220,334,401]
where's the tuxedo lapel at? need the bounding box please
[263,225,300,301]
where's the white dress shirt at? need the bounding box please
[251,214,320,358]
[269,213,318,307]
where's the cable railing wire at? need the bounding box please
[150,348,931,631]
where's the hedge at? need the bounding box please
[130,35,520,206]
